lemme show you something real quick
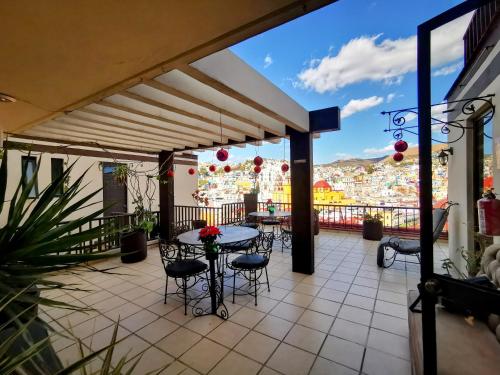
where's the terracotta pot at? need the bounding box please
[244,193,258,215]
[121,230,147,263]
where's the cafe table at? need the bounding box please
[176,225,259,319]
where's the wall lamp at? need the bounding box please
[438,147,453,166]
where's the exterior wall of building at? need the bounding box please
[0,147,197,226]
[447,26,500,272]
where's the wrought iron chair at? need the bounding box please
[158,239,208,315]
[280,218,292,253]
[236,216,259,230]
[227,232,274,306]
[376,202,456,268]
[171,220,192,239]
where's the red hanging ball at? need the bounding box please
[394,140,408,153]
[223,165,231,173]
[393,152,404,162]
[188,168,195,175]
[254,166,261,174]
[253,156,263,166]
[166,169,175,177]
[216,148,229,162]
[281,163,289,173]
[209,164,216,172]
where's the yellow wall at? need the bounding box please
[272,183,355,205]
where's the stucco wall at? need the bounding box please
[0,148,197,226]
[447,32,500,271]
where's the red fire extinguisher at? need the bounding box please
[478,189,500,236]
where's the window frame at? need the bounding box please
[51,158,65,196]
[21,156,39,198]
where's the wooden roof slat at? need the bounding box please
[179,65,303,131]
[61,114,199,148]
[77,107,213,144]
[144,80,280,136]
[96,101,232,142]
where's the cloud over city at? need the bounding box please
[341,96,384,118]
[297,13,472,93]
[264,53,273,68]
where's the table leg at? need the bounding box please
[208,258,217,314]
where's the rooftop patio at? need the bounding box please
[41,230,448,375]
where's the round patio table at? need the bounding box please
[248,211,291,218]
[176,225,259,319]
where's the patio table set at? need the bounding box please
[159,212,288,320]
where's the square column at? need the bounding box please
[289,129,314,274]
[159,150,174,240]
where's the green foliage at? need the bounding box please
[363,212,383,223]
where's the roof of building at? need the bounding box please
[313,180,331,190]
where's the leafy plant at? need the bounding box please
[363,212,383,224]
[0,150,152,374]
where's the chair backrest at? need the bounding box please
[256,231,274,256]
[158,240,182,269]
[432,206,452,243]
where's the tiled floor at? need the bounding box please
[41,230,448,375]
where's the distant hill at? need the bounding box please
[319,156,386,168]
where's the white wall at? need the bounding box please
[447,36,500,271]
[0,147,198,226]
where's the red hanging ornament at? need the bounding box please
[166,169,175,177]
[281,163,289,173]
[209,164,216,172]
[394,140,408,153]
[254,166,261,174]
[253,156,263,166]
[216,148,229,162]
[393,152,404,162]
[223,165,231,173]
[188,168,195,175]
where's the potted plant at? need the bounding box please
[267,198,275,215]
[113,164,157,263]
[362,212,384,240]
[198,225,222,260]
[313,208,320,235]
[191,189,208,228]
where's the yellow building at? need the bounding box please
[272,179,355,205]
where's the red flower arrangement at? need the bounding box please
[198,226,222,244]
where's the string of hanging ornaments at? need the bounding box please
[281,138,289,173]
[214,109,231,173]
[253,140,263,174]
[381,94,495,162]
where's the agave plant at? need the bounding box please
[0,150,165,374]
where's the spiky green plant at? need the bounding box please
[0,150,167,374]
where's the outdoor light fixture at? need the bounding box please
[438,147,453,166]
[0,93,16,103]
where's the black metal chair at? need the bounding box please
[280,218,292,253]
[227,232,274,306]
[237,216,259,230]
[159,240,208,315]
[376,203,456,268]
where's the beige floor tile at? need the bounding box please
[330,318,369,345]
[83,324,131,352]
[207,320,249,348]
[120,286,151,301]
[293,282,322,296]
[344,293,375,310]
[284,324,326,354]
[282,291,315,308]
[259,286,289,300]
[348,284,378,299]
[367,328,410,360]
[297,309,335,333]
[308,298,341,316]
[209,351,261,375]
[80,290,114,306]
[160,360,189,375]
[371,312,409,337]
[254,314,293,340]
[258,367,282,375]
[267,343,315,375]
[106,281,137,295]
[362,348,411,375]
[120,309,158,331]
[310,357,358,375]
[245,296,278,313]
[135,317,179,344]
[156,327,201,358]
[269,301,305,322]
[337,305,372,326]
[374,300,407,319]
[319,335,364,371]
[70,314,115,339]
[92,295,128,313]
[317,287,346,303]
[179,338,229,374]
[111,334,151,366]
[234,331,280,363]
[133,291,163,308]
[124,346,174,374]
[147,300,183,316]
[164,305,195,325]
[230,306,266,328]
[105,302,143,321]
[184,315,224,336]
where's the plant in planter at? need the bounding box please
[362,212,384,240]
[313,208,320,235]
[198,225,222,260]
[0,151,152,373]
[113,164,158,263]
[266,199,275,215]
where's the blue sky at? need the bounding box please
[199,0,471,165]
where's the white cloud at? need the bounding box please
[386,93,396,103]
[341,96,384,118]
[264,53,273,68]
[433,62,462,76]
[363,140,417,155]
[297,13,472,93]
